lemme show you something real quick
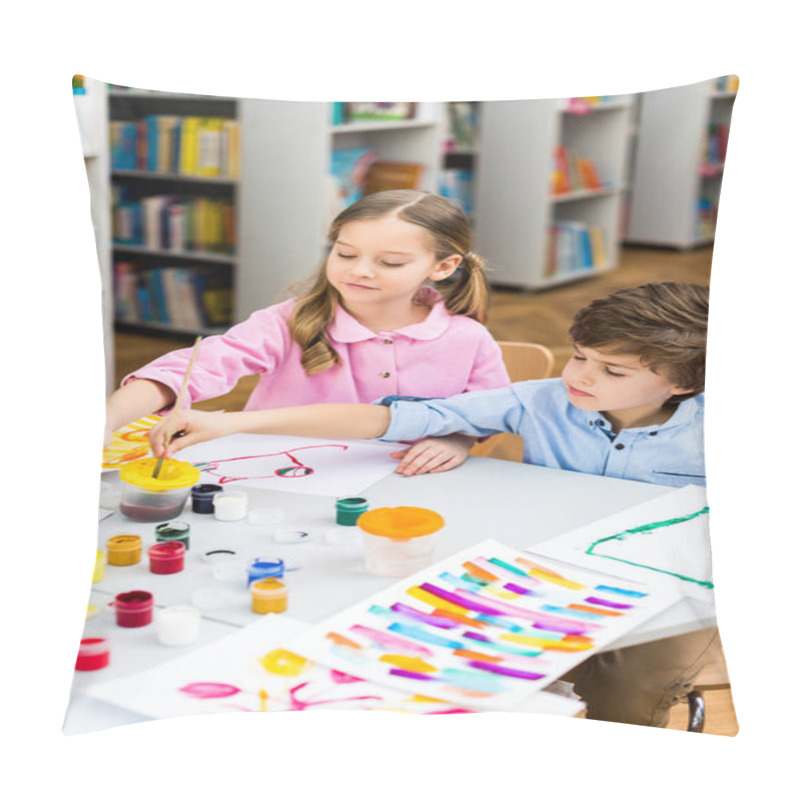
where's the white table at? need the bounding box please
[64,452,715,733]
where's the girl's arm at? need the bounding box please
[104,379,176,446]
[151,404,391,458]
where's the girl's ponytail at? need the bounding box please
[440,250,491,324]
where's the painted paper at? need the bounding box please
[82,614,582,720]
[178,433,401,496]
[529,485,714,600]
[286,539,681,711]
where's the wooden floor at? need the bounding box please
[113,244,737,735]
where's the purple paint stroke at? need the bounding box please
[418,582,508,616]
[584,596,634,610]
[349,624,434,656]
[390,602,461,629]
[388,668,437,681]
[468,661,546,680]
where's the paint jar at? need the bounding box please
[119,458,201,522]
[106,534,142,566]
[155,605,201,646]
[92,550,106,582]
[155,520,191,550]
[213,489,248,521]
[247,507,285,532]
[75,638,110,671]
[358,506,445,578]
[114,590,154,628]
[191,483,223,514]
[336,497,369,526]
[148,541,186,575]
[247,558,285,586]
[250,577,288,614]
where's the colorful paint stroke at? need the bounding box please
[79,615,582,725]
[287,539,681,712]
[101,415,161,468]
[529,485,714,601]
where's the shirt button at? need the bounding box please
[649,431,658,436]
[597,420,605,427]
[380,371,391,378]
[615,443,625,450]
[383,339,393,345]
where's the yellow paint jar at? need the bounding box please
[106,534,143,566]
[92,550,106,582]
[250,578,288,614]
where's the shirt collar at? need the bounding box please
[564,388,703,433]
[327,286,451,343]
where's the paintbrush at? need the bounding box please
[152,336,202,479]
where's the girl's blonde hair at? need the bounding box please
[289,190,490,376]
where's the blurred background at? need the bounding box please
[72,76,736,407]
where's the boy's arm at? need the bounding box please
[153,403,390,458]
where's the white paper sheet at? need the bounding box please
[286,539,682,712]
[83,614,583,719]
[178,433,400,496]
[528,485,714,601]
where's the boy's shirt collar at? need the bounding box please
[568,391,703,434]
[328,287,449,343]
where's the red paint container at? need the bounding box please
[148,541,186,575]
[75,638,110,671]
[114,590,154,627]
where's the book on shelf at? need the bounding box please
[445,102,478,151]
[114,261,234,329]
[439,168,474,216]
[551,146,608,196]
[111,114,240,178]
[545,222,606,277]
[112,189,236,254]
[363,161,425,195]
[329,147,377,214]
[702,123,730,167]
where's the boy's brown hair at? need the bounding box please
[568,282,709,405]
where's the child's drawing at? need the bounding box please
[192,443,348,484]
[287,539,680,712]
[529,485,714,600]
[178,433,401,496]
[101,415,161,469]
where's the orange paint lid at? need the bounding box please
[357,507,444,539]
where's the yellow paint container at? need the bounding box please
[250,578,288,614]
[92,550,106,582]
[106,534,143,566]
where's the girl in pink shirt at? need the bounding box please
[106,190,510,475]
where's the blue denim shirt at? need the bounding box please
[378,378,706,488]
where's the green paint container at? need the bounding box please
[336,497,369,526]
[155,521,191,550]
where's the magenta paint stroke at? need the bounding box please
[192,444,348,484]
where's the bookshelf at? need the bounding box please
[625,76,737,249]
[473,96,633,289]
[101,91,445,333]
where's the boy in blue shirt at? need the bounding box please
[154,282,717,728]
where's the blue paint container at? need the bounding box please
[336,497,369,526]
[247,558,285,586]
[192,483,223,514]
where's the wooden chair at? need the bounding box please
[469,341,555,462]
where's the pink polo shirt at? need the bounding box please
[124,289,511,411]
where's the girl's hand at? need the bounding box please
[390,434,475,476]
[149,410,234,459]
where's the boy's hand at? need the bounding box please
[390,434,474,476]
[149,410,234,459]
